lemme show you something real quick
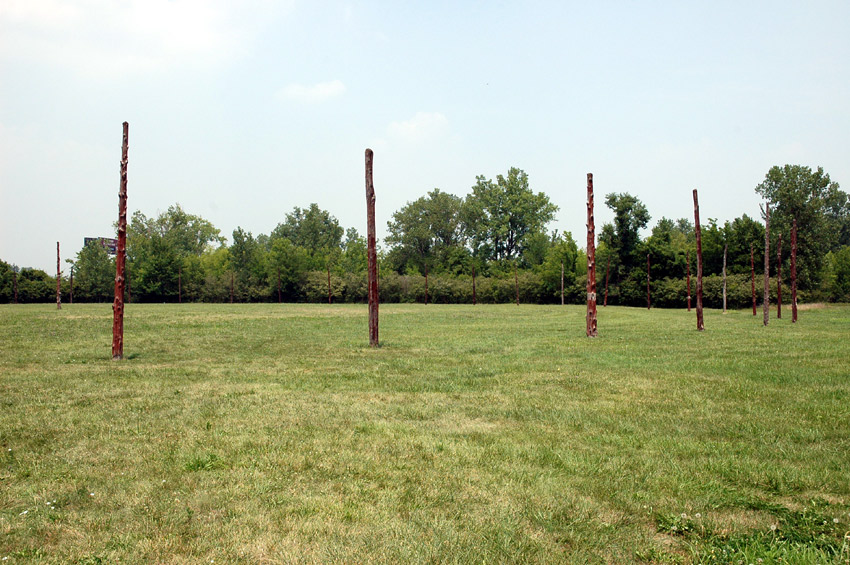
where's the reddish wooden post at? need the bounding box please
[646,253,651,309]
[56,242,62,310]
[686,250,691,311]
[472,264,477,305]
[776,234,782,319]
[514,261,519,306]
[561,261,565,305]
[327,264,332,304]
[230,272,234,304]
[586,173,598,337]
[763,203,770,326]
[791,219,798,323]
[13,269,18,304]
[693,189,704,331]
[425,263,429,305]
[178,266,182,303]
[750,244,756,315]
[277,267,282,303]
[604,256,610,307]
[112,121,129,360]
[722,243,727,313]
[365,149,379,347]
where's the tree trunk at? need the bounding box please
[472,263,477,305]
[791,219,798,323]
[776,234,782,319]
[112,121,128,360]
[686,250,691,312]
[586,173,597,337]
[763,204,770,327]
[693,189,704,331]
[751,244,756,315]
[56,241,62,310]
[561,261,564,305]
[365,149,379,347]
[722,243,727,313]
[604,256,610,307]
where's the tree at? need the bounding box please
[462,168,557,262]
[270,203,344,269]
[73,241,115,302]
[599,193,651,279]
[230,227,268,301]
[755,165,849,288]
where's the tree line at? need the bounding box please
[2,164,849,305]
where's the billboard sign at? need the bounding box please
[84,237,119,255]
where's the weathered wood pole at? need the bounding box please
[514,261,519,306]
[13,269,18,304]
[750,244,756,315]
[693,189,704,331]
[425,263,429,305]
[365,149,379,347]
[722,243,727,313]
[791,218,798,323]
[327,264,332,304]
[277,267,282,303]
[776,234,782,319]
[561,261,565,305]
[646,253,651,309]
[178,266,182,303]
[230,272,234,304]
[112,121,129,360]
[472,264,477,306]
[586,173,598,337]
[56,242,62,310]
[763,203,770,326]
[604,256,610,307]
[686,250,691,311]
[70,267,74,304]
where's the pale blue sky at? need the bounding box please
[2,1,848,273]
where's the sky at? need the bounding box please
[2,1,849,273]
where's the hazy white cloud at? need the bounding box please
[278,80,347,103]
[387,112,449,143]
[0,0,287,75]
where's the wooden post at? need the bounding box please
[365,149,379,347]
[425,263,429,305]
[514,261,519,306]
[586,173,597,337]
[722,243,727,313]
[791,218,798,323]
[646,253,651,310]
[112,121,129,360]
[13,269,18,304]
[178,266,182,304]
[327,264,332,304]
[472,263,477,306]
[693,189,704,331]
[776,234,782,319]
[604,256,610,307]
[70,267,74,304]
[763,203,770,327]
[561,261,565,305]
[686,250,691,311]
[750,244,756,315]
[277,267,282,303]
[56,241,62,310]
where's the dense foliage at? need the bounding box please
[3,165,849,304]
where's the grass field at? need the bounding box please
[1,303,849,564]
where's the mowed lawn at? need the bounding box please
[1,303,849,564]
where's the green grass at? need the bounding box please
[1,303,849,563]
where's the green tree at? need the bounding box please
[73,241,115,302]
[270,204,344,269]
[755,165,849,288]
[462,168,557,262]
[599,193,651,280]
[230,227,268,301]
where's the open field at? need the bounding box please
[1,303,849,563]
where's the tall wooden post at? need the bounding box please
[277,267,282,303]
[646,253,651,310]
[722,243,727,313]
[586,173,597,337]
[763,204,770,326]
[604,256,610,307]
[693,189,704,331]
[791,218,798,323]
[112,121,129,360]
[70,267,74,304]
[472,264,477,305]
[56,242,62,310]
[560,261,565,305]
[686,250,691,312]
[750,244,756,315]
[178,266,182,303]
[514,261,519,306]
[776,234,782,319]
[365,149,379,347]
[327,264,332,304]
[13,269,18,304]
